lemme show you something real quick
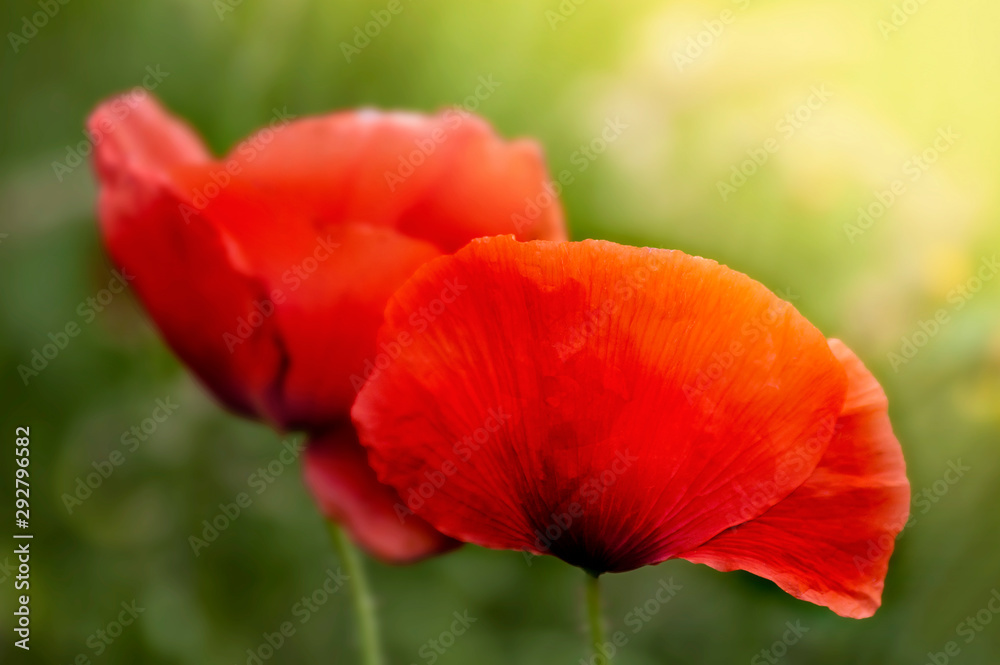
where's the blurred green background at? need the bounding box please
[2,0,999,663]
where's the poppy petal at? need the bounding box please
[174,108,565,276]
[678,339,910,618]
[164,109,565,428]
[304,426,461,563]
[92,97,565,429]
[353,236,848,574]
[392,120,567,250]
[268,224,442,428]
[89,93,287,421]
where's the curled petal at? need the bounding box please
[89,93,286,420]
[679,339,910,618]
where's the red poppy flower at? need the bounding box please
[89,93,565,562]
[352,236,910,616]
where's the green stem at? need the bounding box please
[584,571,606,664]
[328,523,384,665]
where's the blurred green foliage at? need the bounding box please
[2,0,999,663]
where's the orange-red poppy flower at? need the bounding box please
[89,93,564,561]
[352,236,910,616]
